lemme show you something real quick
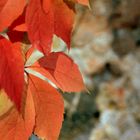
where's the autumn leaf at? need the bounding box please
[0,0,86,139]
[7,9,27,43]
[8,8,26,32]
[28,52,85,92]
[0,90,13,116]
[76,0,89,6]
[29,74,64,140]
[0,37,24,109]
[0,0,26,32]
[26,0,74,54]
[0,89,35,140]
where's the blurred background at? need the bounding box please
[59,0,140,140]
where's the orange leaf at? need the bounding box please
[7,10,26,43]
[0,89,35,140]
[0,37,24,109]
[29,74,64,140]
[76,0,89,6]
[0,0,26,32]
[26,0,74,54]
[29,52,85,92]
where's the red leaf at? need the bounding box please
[50,0,75,50]
[76,0,89,6]
[7,30,26,43]
[29,74,64,140]
[26,0,74,54]
[29,52,85,92]
[7,9,27,43]
[0,0,26,32]
[8,9,26,32]
[0,37,24,109]
[0,89,35,140]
